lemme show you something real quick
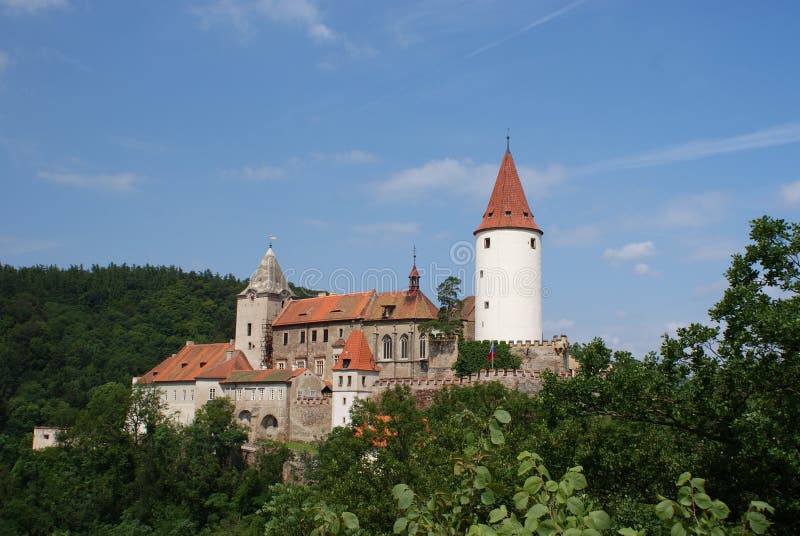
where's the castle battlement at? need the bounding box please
[293,397,331,406]
[474,334,569,349]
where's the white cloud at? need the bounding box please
[313,149,378,164]
[1,0,68,14]
[549,224,600,247]
[543,318,575,332]
[602,241,655,262]
[466,0,586,58]
[0,236,57,256]
[221,164,286,181]
[38,171,140,192]
[308,22,336,42]
[658,192,728,228]
[573,123,800,177]
[633,263,658,277]
[666,320,690,335]
[374,158,566,200]
[352,222,419,235]
[780,180,800,207]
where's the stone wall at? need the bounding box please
[290,398,332,442]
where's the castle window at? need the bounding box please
[277,361,286,370]
[333,353,340,364]
[382,335,393,360]
[400,335,409,360]
[419,335,426,359]
[250,389,256,401]
[479,270,484,278]
[247,323,252,336]
[484,237,491,248]
[343,397,347,405]
[362,376,366,387]
[182,390,186,401]
[315,359,324,376]
[278,388,284,400]
[209,388,216,400]
[297,359,306,369]
[505,210,511,216]
[530,238,536,249]
[259,388,264,400]
[339,328,343,337]
[312,330,317,342]
[173,390,177,401]
[283,332,288,345]
[269,388,275,400]
[323,329,329,342]
[191,390,194,401]
[347,376,352,387]
[300,331,305,343]
[484,301,490,309]
[338,375,343,387]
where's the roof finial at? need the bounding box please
[412,245,417,266]
[268,235,277,249]
[506,128,510,153]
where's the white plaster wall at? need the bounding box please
[331,370,379,428]
[475,228,543,342]
[158,382,197,425]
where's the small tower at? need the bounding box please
[331,330,381,429]
[474,144,543,342]
[408,248,420,296]
[235,243,293,369]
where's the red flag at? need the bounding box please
[487,342,496,363]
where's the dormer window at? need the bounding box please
[342,359,351,370]
[382,305,396,318]
[199,361,207,368]
[487,211,494,217]
[180,363,187,369]
[505,210,511,216]
[523,211,529,217]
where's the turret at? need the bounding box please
[474,146,543,342]
[331,330,380,428]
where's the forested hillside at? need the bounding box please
[0,264,245,437]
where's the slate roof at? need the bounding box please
[332,331,380,372]
[137,342,247,384]
[474,151,543,235]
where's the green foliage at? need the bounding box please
[288,282,322,299]
[455,340,521,376]
[420,276,463,339]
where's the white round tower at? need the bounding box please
[474,148,543,343]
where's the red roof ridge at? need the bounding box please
[474,151,543,235]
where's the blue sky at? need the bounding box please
[1,0,799,355]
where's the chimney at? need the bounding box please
[226,350,233,361]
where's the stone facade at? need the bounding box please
[32,427,68,450]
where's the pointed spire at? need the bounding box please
[241,243,292,296]
[408,246,420,295]
[474,150,542,235]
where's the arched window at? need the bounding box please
[419,335,426,360]
[261,415,278,429]
[238,410,251,425]
[382,335,393,360]
[400,335,409,360]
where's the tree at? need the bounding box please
[420,277,463,339]
[453,340,521,376]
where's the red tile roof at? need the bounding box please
[474,151,543,235]
[332,331,380,372]
[137,342,247,384]
[460,295,475,322]
[197,353,253,379]
[272,291,374,326]
[366,291,438,321]
[331,337,347,348]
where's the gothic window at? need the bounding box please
[419,335,426,360]
[484,237,491,248]
[382,335,393,360]
[400,335,409,360]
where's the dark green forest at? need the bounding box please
[0,215,797,534]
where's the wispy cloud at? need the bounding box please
[466,0,586,58]
[633,263,658,277]
[1,0,68,15]
[543,318,575,332]
[0,236,57,256]
[602,241,655,262]
[191,0,373,60]
[38,171,140,192]
[374,158,566,200]
[666,320,690,335]
[549,224,601,247]
[658,192,728,228]
[313,149,378,164]
[573,123,800,177]
[780,180,800,207]
[352,222,419,235]
[221,164,288,181]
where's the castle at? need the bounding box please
[133,145,576,443]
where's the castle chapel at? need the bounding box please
[134,146,574,442]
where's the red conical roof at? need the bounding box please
[332,330,380,372]
[474,151,542,235]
